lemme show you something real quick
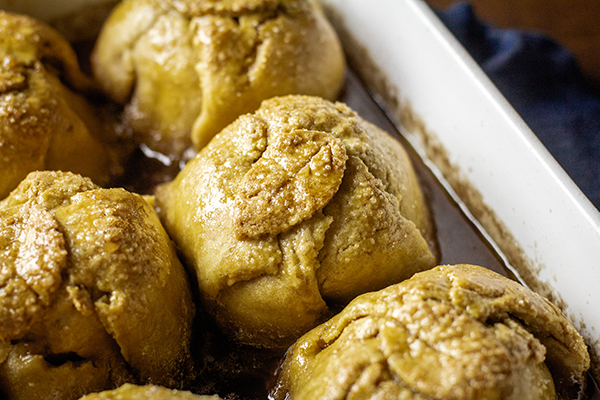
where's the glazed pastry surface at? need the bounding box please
[0,171,195,400]
[91,0,346,158]
[0,11,119,200]
[156,95,438,348]
[271,264,590,400]
[78,383,222,400]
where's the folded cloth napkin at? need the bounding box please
[437,2,600,210]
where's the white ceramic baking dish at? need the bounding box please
[319,0,600,382]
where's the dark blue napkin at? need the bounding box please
[437,3,600,210]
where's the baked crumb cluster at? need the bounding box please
[0,2,591,400]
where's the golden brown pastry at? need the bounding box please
[78,384,222,400]
[155,95,438,349]
[0,11,120,200]
[0,171,195,400]
[91,0,346,158]
[271,264,591,400]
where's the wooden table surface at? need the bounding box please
[425,0,600,92]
